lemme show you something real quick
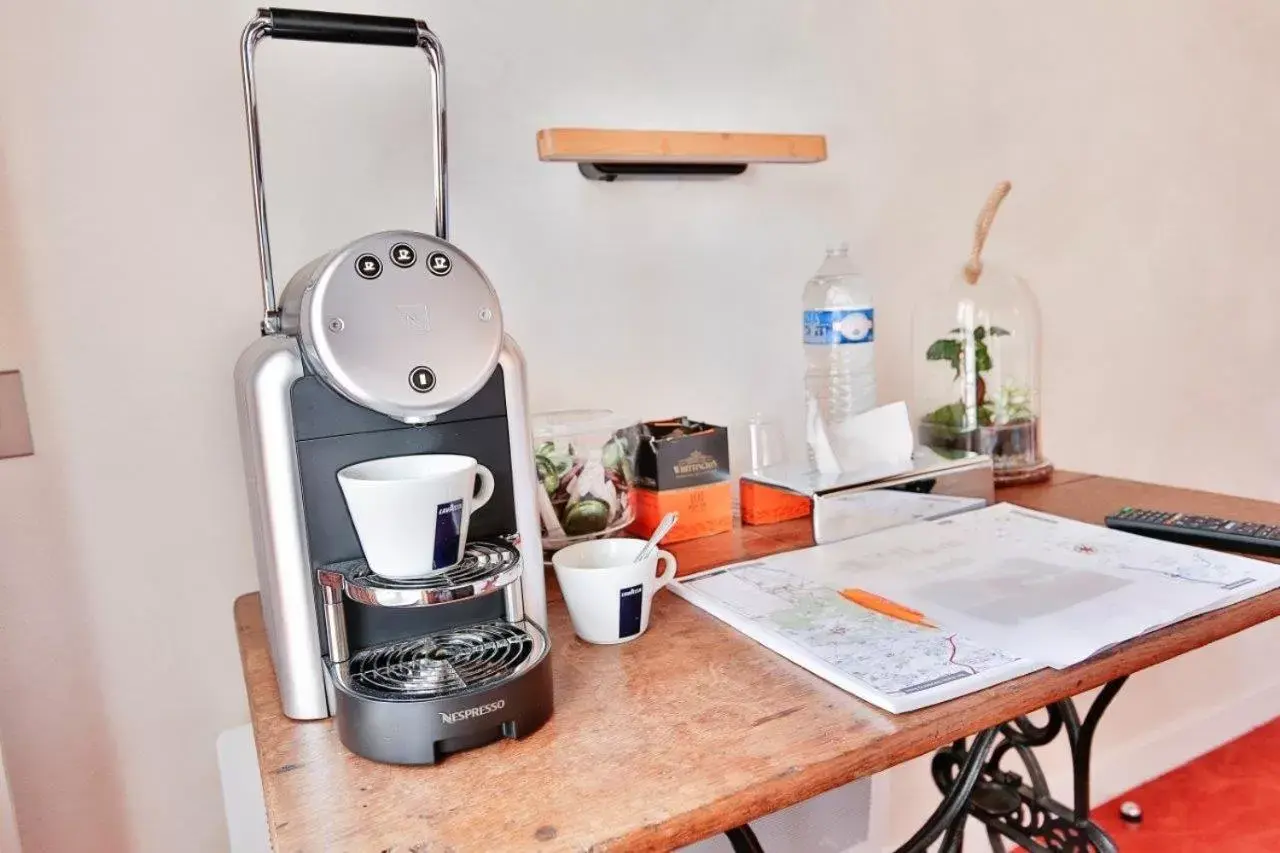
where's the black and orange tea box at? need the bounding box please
[626,417,732,544]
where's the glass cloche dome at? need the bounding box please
[911,183,1053,485]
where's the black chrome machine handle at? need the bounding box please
[239,7,449,334]
[266,8,419,46]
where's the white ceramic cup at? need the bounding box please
[551,538,678,644]
[337,454,495,580]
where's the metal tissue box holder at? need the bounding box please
[741,449,995,546]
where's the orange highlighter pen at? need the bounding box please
[839,588,937,629]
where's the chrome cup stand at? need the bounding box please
[317,539,542,703]
[315,536,552,765]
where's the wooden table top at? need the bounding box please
[234,472,1280,853]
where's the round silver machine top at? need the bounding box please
[290,230,503,422]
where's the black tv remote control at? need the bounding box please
[1105,507,1280,558]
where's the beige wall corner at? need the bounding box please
[0,740,21,853]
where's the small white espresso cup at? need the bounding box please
[551,538,678,644]
[337,454,495,580]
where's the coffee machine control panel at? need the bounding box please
[279,230,504,423]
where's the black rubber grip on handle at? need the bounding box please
[265,8,419,47]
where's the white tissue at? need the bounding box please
[823,401,915,473]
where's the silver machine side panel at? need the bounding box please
[499,337,547,629]
[234,335,329,720]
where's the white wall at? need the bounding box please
[850,0,1280,501]
[1,121,135,852]
[1,2,1279,852]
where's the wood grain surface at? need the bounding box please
[234,474,1280,852]
[535,128,828,164]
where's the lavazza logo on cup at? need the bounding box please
[440,699,506,725]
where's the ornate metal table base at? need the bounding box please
[725,823,765,853]
[727,677,1128,853]
[897,676,1129,853]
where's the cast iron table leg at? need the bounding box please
[721,726,1001,853]
[904,676,1129,853]
[725,823,765,853]
[892,727,1002,853]
[732,678,1128,853]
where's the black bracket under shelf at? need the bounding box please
[577,162,749,182]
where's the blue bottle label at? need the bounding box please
[803,308,874,345]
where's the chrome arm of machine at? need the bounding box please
[240,8,449,334]
[499,337,546,628]
[234,335,330,720]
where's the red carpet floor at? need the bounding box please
[1085,716,1280,851]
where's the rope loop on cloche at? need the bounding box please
[963,181,1012,285]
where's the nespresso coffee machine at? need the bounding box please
[233,7,552,764]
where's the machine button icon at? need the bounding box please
[355,254,383,279]
[390,243,416,268]
[426,251,452,276]
[409,366,436,393]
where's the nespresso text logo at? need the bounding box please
[440,699,506,725]
[673,450,718,477]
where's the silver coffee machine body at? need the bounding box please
[233,8,551,764]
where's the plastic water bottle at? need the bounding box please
[803,243,876,467]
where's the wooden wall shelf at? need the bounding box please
[536,128,827,181]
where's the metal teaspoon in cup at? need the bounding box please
[635,512,679,563]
